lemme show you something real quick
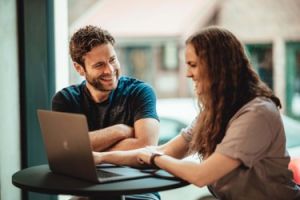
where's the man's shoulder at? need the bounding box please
[118,76,152,93]
[53,81,85,100]
[52,81,86,112]
[119,76,144,86]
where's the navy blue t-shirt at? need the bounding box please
[52,76,159,131]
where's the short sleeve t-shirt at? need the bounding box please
[52,76,159,131]
[181,97,300,200]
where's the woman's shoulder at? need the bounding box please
[231,97,281,124]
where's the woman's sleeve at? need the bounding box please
[215,110,279,168]
[181,116,198,143]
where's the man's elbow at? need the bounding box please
[144,138,158,146]
[143,132,159,146]
[133,137,158,148]
[115,124,134,139]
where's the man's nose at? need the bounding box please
[103,63,115,74]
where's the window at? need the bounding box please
[286,42,300,120]
[161,42,178,70]
[121,46,154,84]
[246,44,273,89]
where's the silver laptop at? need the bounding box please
[37,109,151,183]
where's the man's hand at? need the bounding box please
[89,124,134,151]
[107,118,159,151]
[93,151,112,164]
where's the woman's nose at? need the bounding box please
[186,69,192,78]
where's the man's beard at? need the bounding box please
[86,71,119,92]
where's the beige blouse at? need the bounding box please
[181,97,300,200]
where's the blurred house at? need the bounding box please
[70,0,300,119]
[70,0,220,98]
[217,0,300,119]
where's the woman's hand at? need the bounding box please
[136,146,162,165]
[92,149,151,168]
[93,151,108,164]
[136,148,151,165]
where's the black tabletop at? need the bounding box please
[12,165,189,198]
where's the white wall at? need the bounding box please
[0,0,21,199]
[54,0,69,91]
[55,1,71,199]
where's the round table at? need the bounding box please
[12,165,189,200]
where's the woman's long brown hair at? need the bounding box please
[186,27,281,158]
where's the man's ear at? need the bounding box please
[74,62,85,76]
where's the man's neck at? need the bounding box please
[85,83,110,103]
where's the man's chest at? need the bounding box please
[85,103,134,131]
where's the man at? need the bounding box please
[52,25,160,200]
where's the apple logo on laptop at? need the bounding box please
[63,140,70,151]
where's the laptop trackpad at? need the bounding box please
[96,166,150,183]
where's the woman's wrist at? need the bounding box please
[150,152,164,168]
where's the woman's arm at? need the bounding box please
[158,134,190,159]
[138,151,241,187]
[93,149,143,167]
[93,134,191,167]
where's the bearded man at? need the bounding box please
[52,25,160,200]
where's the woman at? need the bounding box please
[93,27,300,199]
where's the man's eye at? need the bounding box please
[110,58,116,63]
[95,63,104,68]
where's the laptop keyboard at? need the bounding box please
[96,169,121,178]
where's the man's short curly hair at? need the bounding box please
[69,25,115,67]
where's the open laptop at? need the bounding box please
[37,109,152,183]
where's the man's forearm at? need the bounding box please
[89,124,134,151]
[107,118,159,151]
